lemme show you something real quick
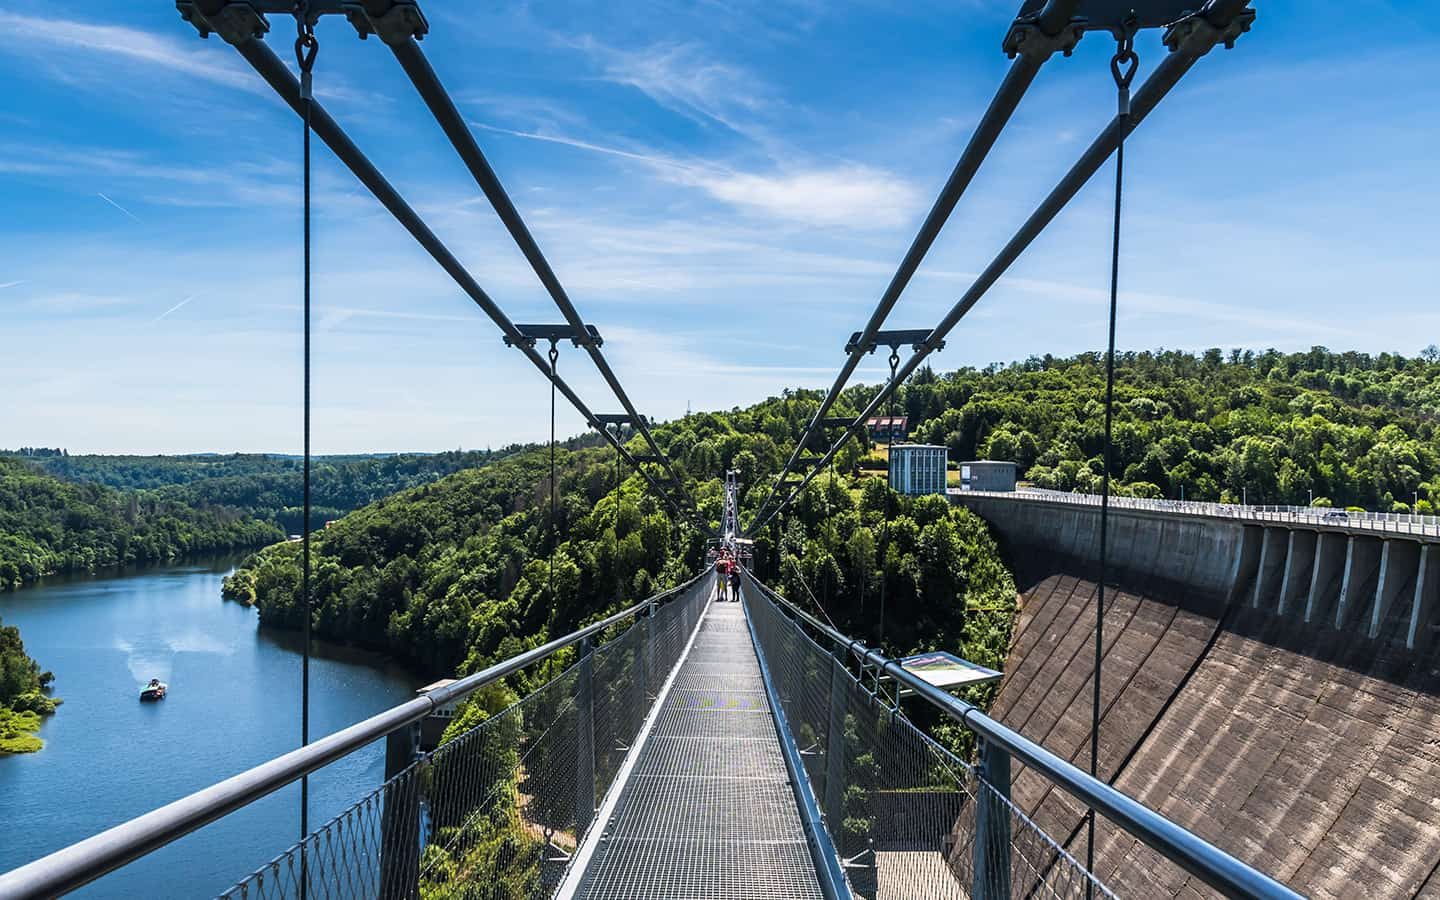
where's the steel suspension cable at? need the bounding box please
[748,4,1252,533]
[384,38,701,521]
[1088,22,1138,895]
[293,12,318,866]
[216,37,698,530]
[745,5,1084,532]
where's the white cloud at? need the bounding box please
[688,165,921,229]
[0,12,260,93]
[569,37,774,145]
[475,123,919,230]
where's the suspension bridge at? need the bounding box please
[4,0,1436,897]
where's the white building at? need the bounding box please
[889,444,948,496]
[960,460,1017,492]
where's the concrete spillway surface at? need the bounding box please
[570,595,824,899]
[956,494,1440,900]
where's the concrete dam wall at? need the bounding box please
[952,494,1440,899]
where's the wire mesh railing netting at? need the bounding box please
[745,582,1114,900]
[218,575,709,900]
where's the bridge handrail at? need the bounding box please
[742,572,1304,900]
[955,487,1440,538]
[0,571,708,900]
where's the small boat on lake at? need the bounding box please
[140,679,167,702]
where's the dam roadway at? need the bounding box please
[952,490,1440,899]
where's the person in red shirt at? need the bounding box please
[715,555,730,600]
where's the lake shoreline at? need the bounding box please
[2,547,265,595]
[0,557,421,896]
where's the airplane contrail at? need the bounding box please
[154,294,198,321]
[0,280,23,290]
[97,192,141,223]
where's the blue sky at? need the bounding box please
[1,1,1435,453]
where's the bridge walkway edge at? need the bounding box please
[563,585,826,899]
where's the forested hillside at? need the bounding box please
[226,404,1018,708]
[225,446,704,677]
[0,456,283,589]
[4,448,543,534]
[894,347,1439,511]
[216,346,1437,892]
[225,346,1440,693]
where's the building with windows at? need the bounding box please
[959,460,1017,492]
[889,444,948,496]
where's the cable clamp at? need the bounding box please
[177,1,270,45]
[1003,17,1085,61]
[1163,2,1255,56]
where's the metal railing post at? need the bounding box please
[973,735,1013,900]
[575,636,597,836]
[378,724,420,900]
[644,599,657,699]
[824,656,849,834]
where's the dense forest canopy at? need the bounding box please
[0,456,284,590]
[887,346,1438,511]
[226,345,1440,681]
[227,402,1020,708]
[11,345,1436,759]
[0,615,56,753]
[224,444,705,679]
[218,345,1440,890]
[0,447,567,534]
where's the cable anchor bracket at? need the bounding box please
[844,329,938,356]
[176,1,428,43]
[503,323,603,350]
[1162,2,1255,57]
[1003,13,1084,61]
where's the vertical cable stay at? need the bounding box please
[548,340,559,608]
[879,349,901,647]
[292,5,318,894]
[1087,19,1137,897]
[614,429,622,606]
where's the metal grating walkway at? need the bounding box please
[570,590,826,899]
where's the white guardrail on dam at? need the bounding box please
[950,487,1440,539]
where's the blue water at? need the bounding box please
[0,557,419,897]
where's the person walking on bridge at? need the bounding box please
[715,554,731,601]
[728,567,742,604]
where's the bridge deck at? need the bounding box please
[571,592,825,899]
